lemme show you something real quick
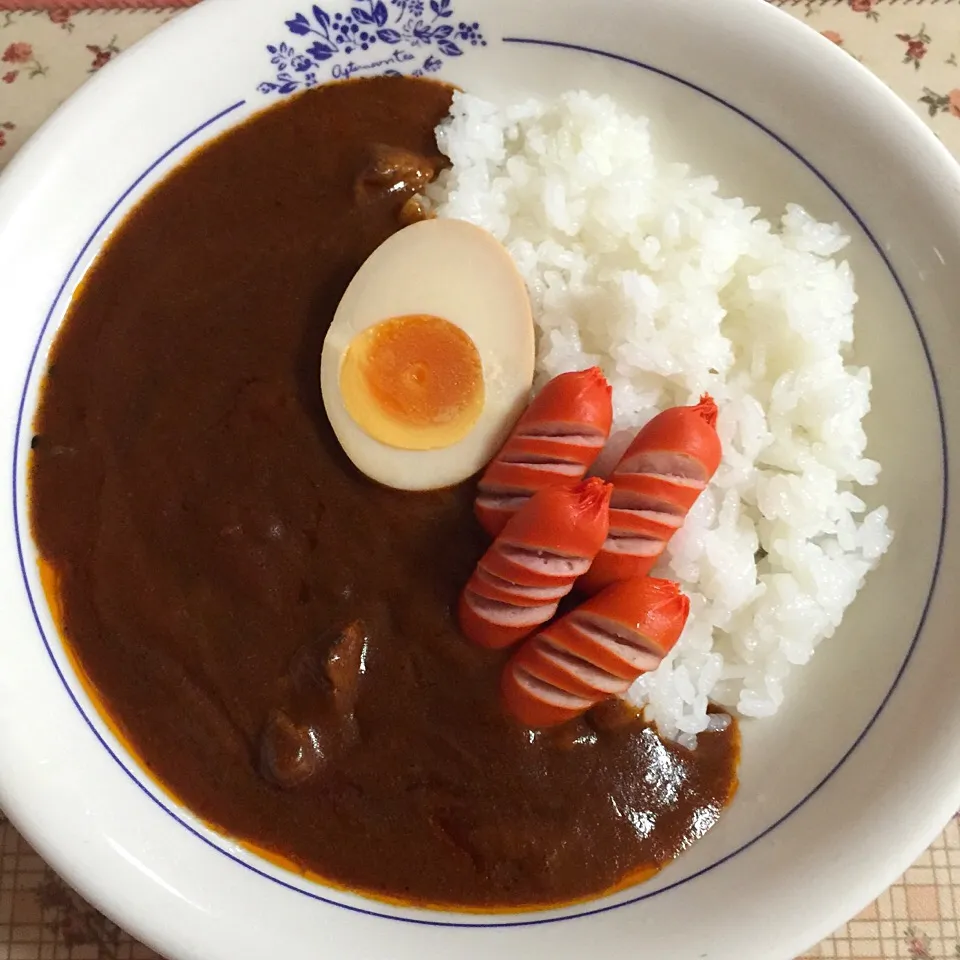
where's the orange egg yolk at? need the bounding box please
[339,314,485,450]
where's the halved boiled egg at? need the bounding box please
[321,218,535,491]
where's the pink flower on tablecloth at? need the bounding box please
[0,42,44,79]
[897,28,931,70]
[48,10,74,31]
[904,926,933,960]
[949,89,960,118]
[87,37,121,73]
[1,42,32,65]
[918,86,960,118]
[848,0,879,18]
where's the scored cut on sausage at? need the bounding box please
[501,577,690,727]
[475,367,613,537]
[578,395,721,595]
[459,477,612,649]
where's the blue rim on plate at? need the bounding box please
[10,37,948,929]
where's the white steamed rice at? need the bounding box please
[426,90,894,746]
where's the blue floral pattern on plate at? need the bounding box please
[258,0,486,94]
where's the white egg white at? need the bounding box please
[320,218,535,491]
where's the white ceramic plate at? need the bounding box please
[1,0,959,958]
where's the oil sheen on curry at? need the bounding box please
[28,77,739,910]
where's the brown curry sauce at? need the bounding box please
[28,76,739,910]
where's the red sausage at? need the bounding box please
[578,395,721,595]
[459,477,612,650]
[475,368,613,537]
[501,577,690,727]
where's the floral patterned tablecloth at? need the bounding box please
[1,1,959,957]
